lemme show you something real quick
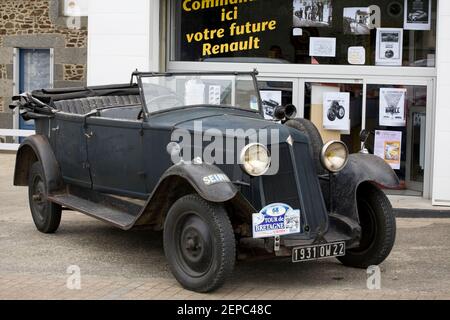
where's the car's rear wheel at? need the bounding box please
[163,194,235,293]
[337,183,396,268]
[28,162,62,233]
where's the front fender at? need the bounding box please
[131,162,241,229]
[14,135,63,192]
[161,162,238,203]
[321,153,400,222]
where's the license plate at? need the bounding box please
[292,242,346,263]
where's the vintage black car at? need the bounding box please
[10,71,398,293]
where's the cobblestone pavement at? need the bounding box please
[1,153,450,300]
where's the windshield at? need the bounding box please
[139,73,261,115]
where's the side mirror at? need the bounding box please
[274,104,297,121]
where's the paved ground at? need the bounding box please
[1,153,450,300]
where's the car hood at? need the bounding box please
[148,106,309,144]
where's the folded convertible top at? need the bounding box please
[31,83,140,103]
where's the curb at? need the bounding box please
[394,208,450,218]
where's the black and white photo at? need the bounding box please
[404,0,431,30]
[322,92,350,131]
[343,7,371,35]
[293,0,332,28]
[375,28,403,66]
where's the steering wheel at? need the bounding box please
[137,94,183,120]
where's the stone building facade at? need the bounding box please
[0,0,88,130]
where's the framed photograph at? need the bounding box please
[260,91,282,120]
[343,7,371,35]
[322,92,350,131]
[293,0,333,28]
[309,37,336,57]
[404,0,431,31]
[375,28,403,66]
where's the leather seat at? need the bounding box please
[53,95,142,115]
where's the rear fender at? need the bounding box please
[14,135,63,192]
[321,153,399,222]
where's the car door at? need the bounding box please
[85,116,148,199]
[53,113,91,188]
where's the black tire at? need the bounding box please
[338,184,396,268]
[28,162,62,233]
[285,118,326,175]
[163,194,236,293]
[337,106,345,120]
[327,109,337,121]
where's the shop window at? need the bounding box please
[171,0,437,67]
[365,84,427,192]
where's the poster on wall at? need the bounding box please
[293,0,332,28]
[379,88,407,127]
[309,37,336,57]
[323,92,350,131]
[260,91,282,120]
[374,130,402,170]
[375,28,403,66]
[404,0,431,31]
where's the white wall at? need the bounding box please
[432,0,450,205]
[87,0,160,85]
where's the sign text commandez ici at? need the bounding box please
[182,0,278,57]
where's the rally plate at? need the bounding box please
[292,242,346,263]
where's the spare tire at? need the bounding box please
[285,118,326,175]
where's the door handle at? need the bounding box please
[84,131,94,139]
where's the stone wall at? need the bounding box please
[0,0,88,130]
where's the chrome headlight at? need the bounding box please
[320,141,349,173]
[240,143,271,176]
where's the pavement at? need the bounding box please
[1,152,450,300]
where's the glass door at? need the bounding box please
[301,79,364,154]
[299,77,433,197]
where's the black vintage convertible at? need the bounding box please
[10,71,398,292]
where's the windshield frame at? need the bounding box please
[133,70,263,119]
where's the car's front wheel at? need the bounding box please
[338,183,396,268]
[163,194,236,293]
[28,162,62,233]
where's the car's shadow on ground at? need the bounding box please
[55,217,367,289]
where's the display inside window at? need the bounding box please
[171,0,437,67]
[365,84,427,189]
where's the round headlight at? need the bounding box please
[240,143,271,176]
[320,141,349,173]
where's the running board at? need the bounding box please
[48,187,145,230]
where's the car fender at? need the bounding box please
[14,135,63,192]
[161,162,238,203]
[320,153,399,223]
[131,162,245,229]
